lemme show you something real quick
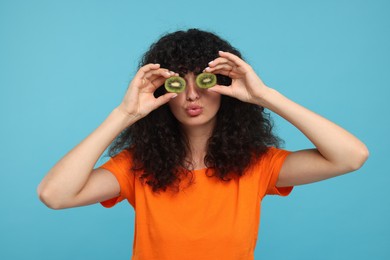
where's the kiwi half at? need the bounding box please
[164,76,186,93]
[196,73,217,89]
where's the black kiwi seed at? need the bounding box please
[196,73,217,89]
[164,76,186,93]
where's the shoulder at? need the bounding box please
[257,147,292,166]
[101,148,135,174]
[243,147,292,177]
[253,147,294,196]
[109,148,133,161]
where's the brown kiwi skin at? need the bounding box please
[164,76,186,93]
[196,73,217,89]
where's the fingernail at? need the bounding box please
[205,67,210,71]
[218,50,224,53]
[171,94,178,99]
[208,61,214,65]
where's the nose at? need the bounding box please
[185,78,200,101]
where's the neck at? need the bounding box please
[182,122,215,170]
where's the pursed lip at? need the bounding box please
[186,104,202,110]
[185,104,203,116]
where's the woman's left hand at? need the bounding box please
[204,51,270,106]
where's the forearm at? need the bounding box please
[37,107,136,201]
[260,87,369,170]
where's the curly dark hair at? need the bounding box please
[106,28,282,193]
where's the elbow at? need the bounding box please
[348,144,370,172]
[37,185,64,210]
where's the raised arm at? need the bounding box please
[37,64,178,209]
[205,51,369,187]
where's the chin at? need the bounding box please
[179,116,217,128]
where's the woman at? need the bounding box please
[37,29,369,259]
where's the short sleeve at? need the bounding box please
[97,149,135,208]
[258,147,294,199]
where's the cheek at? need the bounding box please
[209,93,222,110]
[168,99,178,111]
[168,95,183,115]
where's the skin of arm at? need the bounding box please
[37,108,138,209]
[205,51,369,187]
[37,64,178,209]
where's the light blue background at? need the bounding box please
[1,0,388,259]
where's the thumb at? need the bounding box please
[207,85,234,97]
[154,93,178,108]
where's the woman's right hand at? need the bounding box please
[116,63,178,121]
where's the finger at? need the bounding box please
[207,84,234,97]
[136,63,161,79]
[205,55,247,75]
[148,72,179,91]
[218,51,250,68]
[140,70,175,91]
[146,69,178,82]
[143,68,172,82]
[207,57,235,68]
[204,63,234,73]
[205,68,241,79]
[135,64,161,87]
[150,77,167,90]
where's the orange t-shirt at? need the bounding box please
[98,147,293,260]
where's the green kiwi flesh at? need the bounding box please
[196,73,217,89]
[164,76,186,93]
